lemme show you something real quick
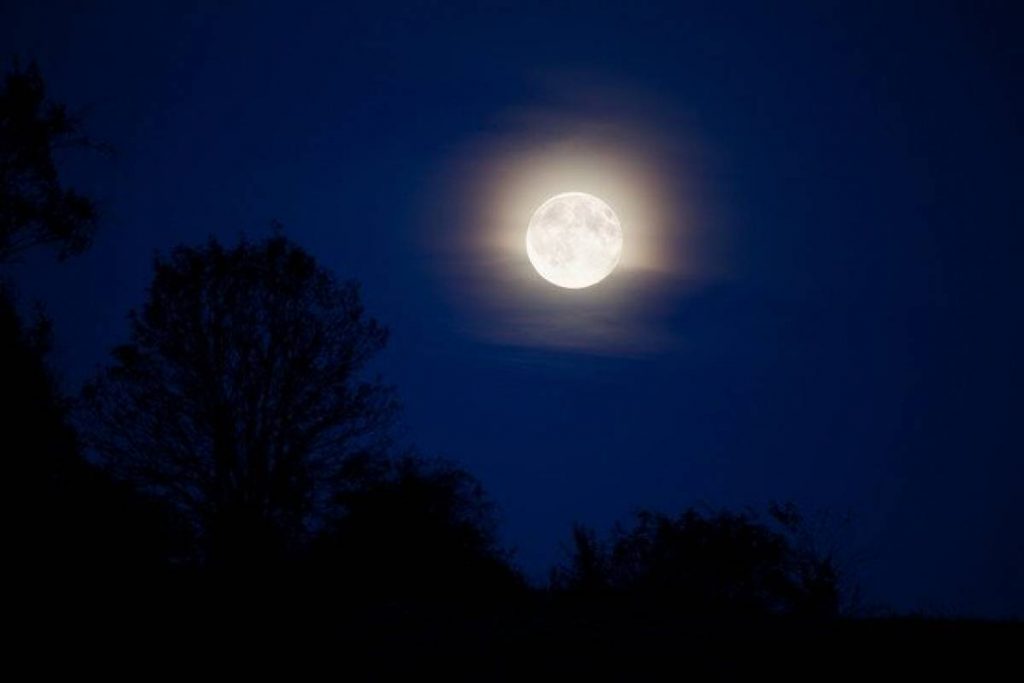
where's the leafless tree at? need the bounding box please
[81,235,397,563]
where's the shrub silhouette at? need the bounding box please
[553,504,840,617]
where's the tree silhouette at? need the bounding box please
[1,61,179,587]
[0,60,99,263]
[553,504,840,617]
[3,285,181,584]
[80,234,397,566]
[552,524,609,594]
[314,454,524,599]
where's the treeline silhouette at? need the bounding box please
[5,59,1018,674]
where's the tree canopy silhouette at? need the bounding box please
[314,453,523,599]
[0,60,99,263]
[553,504,840,617]
[81,234,397,565]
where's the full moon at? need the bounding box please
[526,192,623,289]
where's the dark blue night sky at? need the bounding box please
[4,1,1021,617]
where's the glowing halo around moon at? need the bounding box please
[526,192,623,289]
[419,82,724,352]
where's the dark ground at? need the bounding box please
[17,578,1021,677]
